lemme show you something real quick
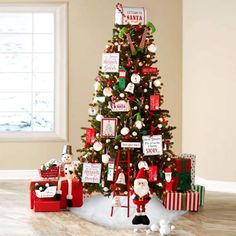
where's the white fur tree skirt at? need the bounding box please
[70,195,186,229]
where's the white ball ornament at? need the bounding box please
[89,147,93,151]
[146,54,151,58]
[145,105,149,110]
[153,79,161,87]
[103,187,109,192]
[103,87,112,97]
[131,74,141,84]
[144,88,148,93]
[93,141,103,151]
[148,44,157,53]
[158,124,162,129]
[138,161,149,170]
[133,106,138,110]
[120,126,130,135]
[138,62,143,66]
[132,131,137,136]
[119,93,125,98]
[106,139,111,143]
[114,145,119,150]
[96,114,104,122]
[96,133,100,137]
[102,153,110,164]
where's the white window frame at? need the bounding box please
[0,3,68,141]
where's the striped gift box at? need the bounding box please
[192,184,205,207]
[164,191,200,212]
[164,192,183,210]
[185,191,200,212]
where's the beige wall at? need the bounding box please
[183,0,236,181]
[0,0,182,170]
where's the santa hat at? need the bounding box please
[136,168,146,180]
[164,167,172,173]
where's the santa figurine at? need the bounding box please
[131,168,152,225]
[164,167,174,191]
[54,145,77,207]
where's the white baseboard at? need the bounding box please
[195,176,236,193]
[0,170,235,193]
[0,170,39,180]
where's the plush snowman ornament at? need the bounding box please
[159,219,175,236]
[54,145,77,207]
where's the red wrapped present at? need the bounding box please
[173,158,191,192]
[39,166,59,178]
[163,191,200,212]
[34,198,60,212]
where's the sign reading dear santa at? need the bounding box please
[102,53,119,72]
[82,163,102,183]
[142,135,163,156]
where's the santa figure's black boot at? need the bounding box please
[141,215,150,225]
[132,215,142,225]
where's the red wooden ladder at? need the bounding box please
[110,149,131,217]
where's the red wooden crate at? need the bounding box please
[39,166,59,178]
[34,198,60,212]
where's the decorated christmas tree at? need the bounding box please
[77,5,176,203]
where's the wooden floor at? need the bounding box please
[0,180,235,236]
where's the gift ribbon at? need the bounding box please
[176,159,191,192]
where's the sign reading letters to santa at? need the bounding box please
[142,135,163,156]
[102,53,119,72]
[82,163,102,183]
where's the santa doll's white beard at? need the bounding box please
[134,184,149,197]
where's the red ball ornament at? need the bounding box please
[108,79,113,86]
[124,135,129,140]
[135,25,141,31]
[129,96,135,102]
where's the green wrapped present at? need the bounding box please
[192,184,205,207]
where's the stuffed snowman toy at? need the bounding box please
[54,145,77,207]
[154,219,175,236]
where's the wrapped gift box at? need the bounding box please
[173,158,192,192]
[164,191,200,212]
[34,198,60,212]
[181,153,196,184]
[192,184,205,207]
